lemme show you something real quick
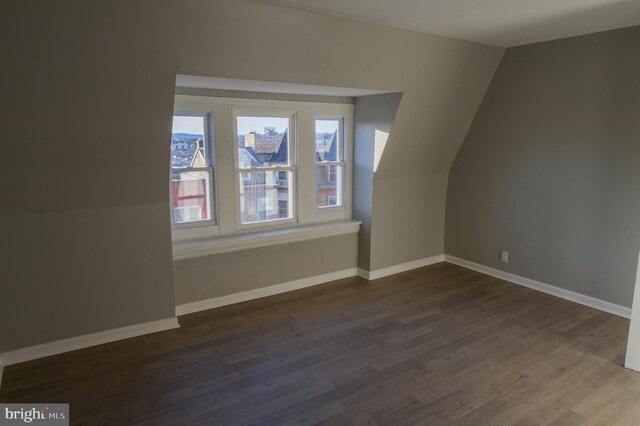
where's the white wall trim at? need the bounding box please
[357,268,370,280]
[0,318,180,372]
[176,74,389,97]
[359,255,445,281]
[176,268,359,316]
[445,255,631,319]
[173,220,361,260]
[177,254,448,317]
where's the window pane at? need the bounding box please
[172,115,207,168]
[239,171,292,223]
[237,116,289,167]
[315,119,340,162]
[316,165,342,208]
[172,171,211,224]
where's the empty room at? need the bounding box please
[2,0,640,424]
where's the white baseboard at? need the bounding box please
[357,268,370,280]
[5,254,625,387]
[176,268,359,316]
[0,317,180,373]
[444,255,631,319]
[177,255,449,317]
[359,254,445,281]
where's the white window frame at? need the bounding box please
[170,111,218,241]
[314,116,346,212]
[232,109,298,231]
[171,95,353,243]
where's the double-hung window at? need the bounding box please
[170,95,353,243]
[235,113,296,226]
[170,113,215,227]
[315,119,344,209]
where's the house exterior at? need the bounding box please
[171,137,210,223]
[315,130,338,207]
[238,128,289,223]
[170,127,339,223]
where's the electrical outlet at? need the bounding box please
[501,251,509,263]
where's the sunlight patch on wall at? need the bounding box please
[374,129,389,172]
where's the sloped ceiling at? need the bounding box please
[252,0,640,47]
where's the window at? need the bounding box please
[170,114,214,227]
[174,205,202,223]
[315,119,343,208]
[278,200,288,217]
[328,166,337,183]
[277,171,288,186]
[171,95,353,242]
[236,115,295,225]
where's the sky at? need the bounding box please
[172,116,204,135]
[236,116,289,135]
[172,115,339,136]
[315,119,340,134]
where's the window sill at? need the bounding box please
[172,220,361,260]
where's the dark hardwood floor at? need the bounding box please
[1,262,638,425]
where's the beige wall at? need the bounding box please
[176,0,503,272]
[2,204,175,352]
[1,1,179,353]
[1,0,502,352]
[174,234,358,305]
[353,93,403,271]
[446,25,640,307]
[372,173,449,269]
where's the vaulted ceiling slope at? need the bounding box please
[252,0,640,47]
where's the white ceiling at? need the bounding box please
[252,0,640,47]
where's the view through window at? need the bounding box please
[236,116,293,224]
[315,119,343,208]
[171,115,213,225]
[170,95,353,240]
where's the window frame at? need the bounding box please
[170,110,219,241]
[232,109,298,231]
[314,116,346,213]
[171,95,354,243]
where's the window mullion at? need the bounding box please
[315,161,343,167]
[173,167,211,173]
[236,166,294,173]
